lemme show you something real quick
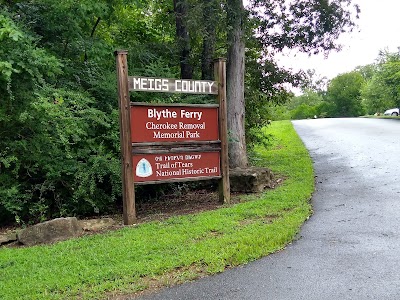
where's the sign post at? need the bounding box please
[115,50,136,225]
[214,58,230,204]
[116,51,230,224]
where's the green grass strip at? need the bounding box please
[0,120,314,300]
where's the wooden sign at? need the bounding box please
[133,152,220,183]
[130,104,219,143]
[115,50,230,225]
[129,76,218,95]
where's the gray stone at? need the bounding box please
[0,232,17,245]
[17,217,82,246]
[79,218,115,231]
[229,167,274,193]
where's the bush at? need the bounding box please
[0,13,122,225]
[1,87,122,225]
[290,103,317,119]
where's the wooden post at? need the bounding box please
[115,50,136,225]
[214,58,230,203]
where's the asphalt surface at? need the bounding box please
[135,118,400,300]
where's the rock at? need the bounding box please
[17,217,82,246]
[229,167,274,193]
[0,232,17,246]
[79,218,115,232]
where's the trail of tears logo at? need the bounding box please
[136,158,153,177]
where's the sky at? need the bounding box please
[275,0,400,81]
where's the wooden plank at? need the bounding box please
[214,58,231,204]
[131,102,219,108]
[132,140,221,147]
[115,50,136,225]
[128,76,218,95]
[135,176,222,186]
[132,147,221,155]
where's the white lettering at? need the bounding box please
[156,169,182,177]
[180,110,203,120]
[133,78,141,90]
[141,78,148,89]
[195,81,202,92]
[185,154,202,160]
[207,81,214,93]
[132,77,215,93]
[146,122,178,130]
[201,81,208,92]
[185,131,200,138]
[182,168,205,175]
[132,77,170,92]
[164,155,184,161]
[147,78,154,89]
[162,79,169,91]
[147,108,177,120]
[153,131,184,139]
[179,122,206,130]
[174,80,215,94]
[175,80,182,92]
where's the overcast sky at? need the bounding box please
[276,0,400,81]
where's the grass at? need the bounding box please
[0,120,314,300]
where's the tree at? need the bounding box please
[168,0,359,167]
[287,89,324,111]
[201,0,219,80]
[326,71,365,117]
[226,0,247,167]
[173,0,193,79]
[377,52,400,108]
[359,52,400,114]
[224,0,359,168]
[361,76,395,115]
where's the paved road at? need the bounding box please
[136,118,400,300]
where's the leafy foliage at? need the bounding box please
[0,0,359,225]
[326,71,365,117]
[360,51,400,114]
[242,0,358,144]
[361,75,395,115]
[250,0,359,54]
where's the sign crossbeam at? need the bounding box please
[129,76,218,95]
[132,140,221,147]
[132,146,221,155]
[135,176,222,186]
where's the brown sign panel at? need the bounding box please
[128,76,218,95]
[133,152,220,183]
[131,104,219,143]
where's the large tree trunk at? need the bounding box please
[201,0,217,80]
[173,0,193,79]
[226,0,248,168]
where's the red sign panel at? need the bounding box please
[130,105,219,143]
[133,152,220,183]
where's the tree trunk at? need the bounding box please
[201,36,215,80]
[201,0,217,80]
[173,0,193,79]
[226,0,248,168]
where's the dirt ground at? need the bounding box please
[136,189,242,222]
[0,187,246,245]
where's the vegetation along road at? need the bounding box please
[136,118,400,300]
[0,121,314,300]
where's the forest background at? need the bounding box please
[0,0,371,226]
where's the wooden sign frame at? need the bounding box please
[115,50,230,225]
